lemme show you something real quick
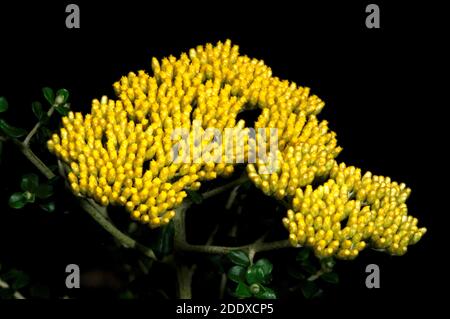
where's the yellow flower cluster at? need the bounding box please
[47,40,323,228]
[247,114,341,199]
[47,39,425,258]
[283,162,427,259]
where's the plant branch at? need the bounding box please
[177,239,291,255]
[23,106,55,146]
[11,138,55,179]
[219,273,227,299]
[173,203,194,298]
[9,129,291,293]
[80,199,157,260]
[173,201,291,255]
[201,175,248,200]
[307,269,326,281]
[176,263,196,299]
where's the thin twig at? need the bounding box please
[177,239,291,255]
[206,225,219,246]
[225,185,240,210]
[11,139,55,179]
[80,199,157,260]
[307,269,326,281]
[219,273,227,299]
[201,175,248,200]
[173,202,292,255]
[23,106,55,146]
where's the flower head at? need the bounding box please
[48,40,425,258]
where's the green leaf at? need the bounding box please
[300,261,317,275]
[40,201,56,212]
[153,221,174,257]
[255,287,277,299]
[287,264,305,280]
[186,189,203,204]
[36,184,54,199]
[32,101,44,120]
[246,265,266,285]
[3,269,30,290]
[42,87,54,105]
[228,250,250,267]
[12,273,30,290]
[228,265,246,283]
[21,173,39,192]
[56,89,69,104]
[55,104,69,116]
[234,282,252,298]
[321,272,339,284]
[0,119,27,138]
[255,258,273,276]
[296,248,310,262]
[0,96,8,112]
[8,192,28,209]
[301,280,320,299]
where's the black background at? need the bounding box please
[0,0,445,314]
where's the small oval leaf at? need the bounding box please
[55,105,69,116]
[9,192,27,209]
[32,101,44,120]
[36,184,53,199]
[21,173,39,192]
[321,272,339,284]
[42,87,54,105]
[227,265,246,283]
[255,287,277,299]
[246,265,266,285]
[40,201,56,212]
[0,96,8,112]
[255,258,273,276]
[296,248,310,262]
[301,281,320,299]
[0,119,27,138]
[228,250,250,267]
[234,282,252,298]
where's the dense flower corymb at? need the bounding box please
[283,163,426,259]
[47,39,426,259]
